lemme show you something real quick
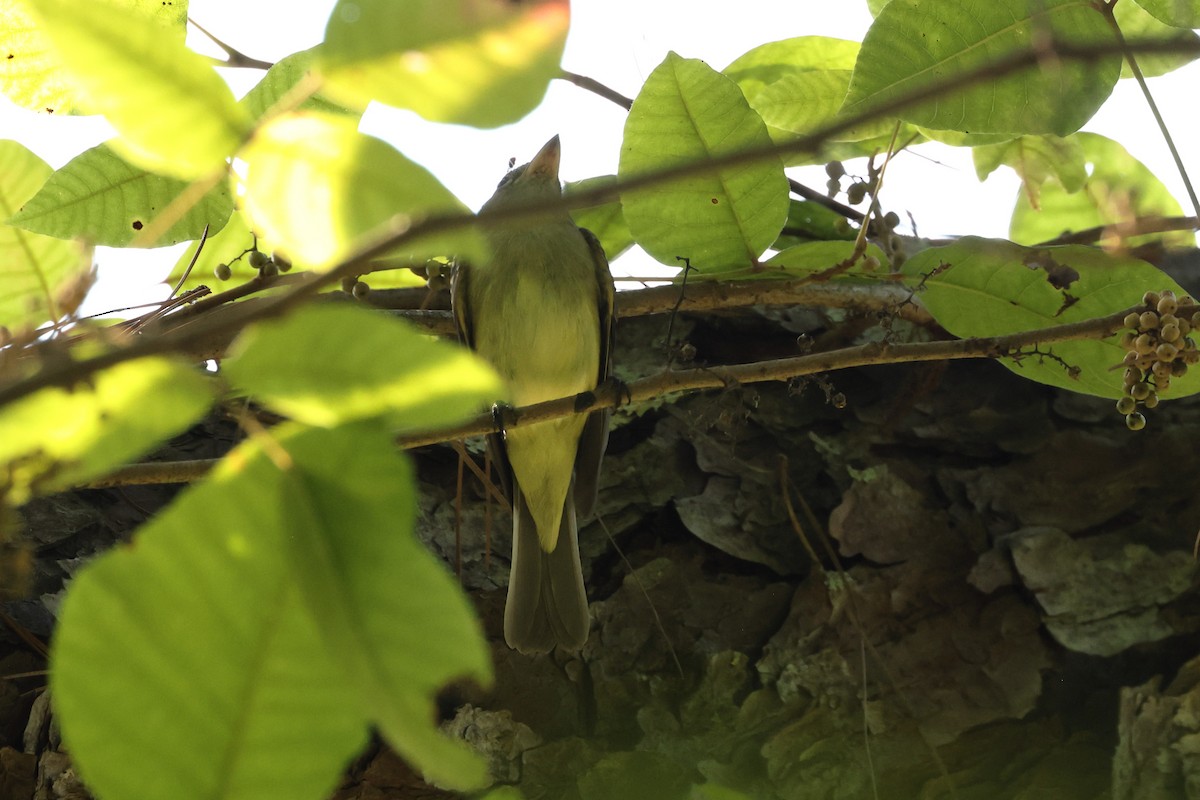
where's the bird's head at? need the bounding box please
[480,135,563,213]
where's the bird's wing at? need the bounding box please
[574,227,615,517]
[449,260,473,347]
[450,260,515,506]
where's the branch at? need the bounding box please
[83,305,1133,488]
[1035,214,1200,246]
[3,36,1196,409]
[189,18,274,71]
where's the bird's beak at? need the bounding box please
[526,135,561,180]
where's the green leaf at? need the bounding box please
[6,143,233,247]
[278,423,492,790]
[51,428,367,800]
[222,302,504,431]
[0,140,87,331]
[0,0,186,115]
[761,240,888,278]
[240,47,354,121]
[845,0,1120,136]
[973,135,1087,208]
[567,176,634,262]
[0,357,213,503]
[52,420,492,798]
[240,112,482,269]
[1113,1,1200,78]
[1134,0,1200,28]
[723,36,861,104]
[619,53,789,272]
[755,69,895,141]
[26,0,249,178]
[901,237,1199,398]
[867,0,892,15]
[1008,133,1189,247]
[320,0,569,128]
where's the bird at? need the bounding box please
[451,135,615,654]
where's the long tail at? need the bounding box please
[503,482,589,654]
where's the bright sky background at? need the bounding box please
[3,0,1199,316]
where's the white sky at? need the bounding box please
[2,1,1199,314]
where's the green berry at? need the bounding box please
[352,280,370,299]
[1126,412,1147,431]
[249,250,270,269]
[1116,395,1137,414]
[214,262,232,281]
[825,161,845,180]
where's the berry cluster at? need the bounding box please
[1117,290,1199,429]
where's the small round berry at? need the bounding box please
[352,280,370,299]
[1122,350,1140,366]
[825,161,845,180]
[1157,342,1179,361]
[884,211,901,229]
[847,182,867,205]
[1131,382,1151,400]
[1143,291,1161,308]
[1123,366,1142,386]
[1144,392,1160,409]
[1120,332,1136,348]
[260,261,279,277]
[1116,395,1137,414]
[214,262,232,281]
[1162,323,1181,343]
[272,252,292,272]
[1134,333,1156,354]
[826,178,840,196]
[1173,361,1189,377]
[1152,361,1173,379]
[863,255,881,271]
[341,277,357,293]
[249,249,270,269]
[1159,295,1178,315]
[1124,312,1141,329]
[1140,311,1160,329]
[1126,412,1147,431]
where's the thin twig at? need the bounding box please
[1101,3,1200,218]
[557,69,633,109]
[189,17,274,70]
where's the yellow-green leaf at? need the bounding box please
[845,0,1120,136]
[0,140,90,331]
[7,143,233,247]
[0,357,214,503]
[1009,133,1190,247]
[26,0,249,178]
[240,112,482,269]
[320,0,569,128]
[222,302,503,431]
[619,53,789,272]
[0,0,186,115]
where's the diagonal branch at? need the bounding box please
[2,37,1197,411]
[82,304,1134,488]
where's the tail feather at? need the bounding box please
[504,484,589,654]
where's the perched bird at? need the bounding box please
[451,136,615,654]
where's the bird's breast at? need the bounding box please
[470,224,602,407]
